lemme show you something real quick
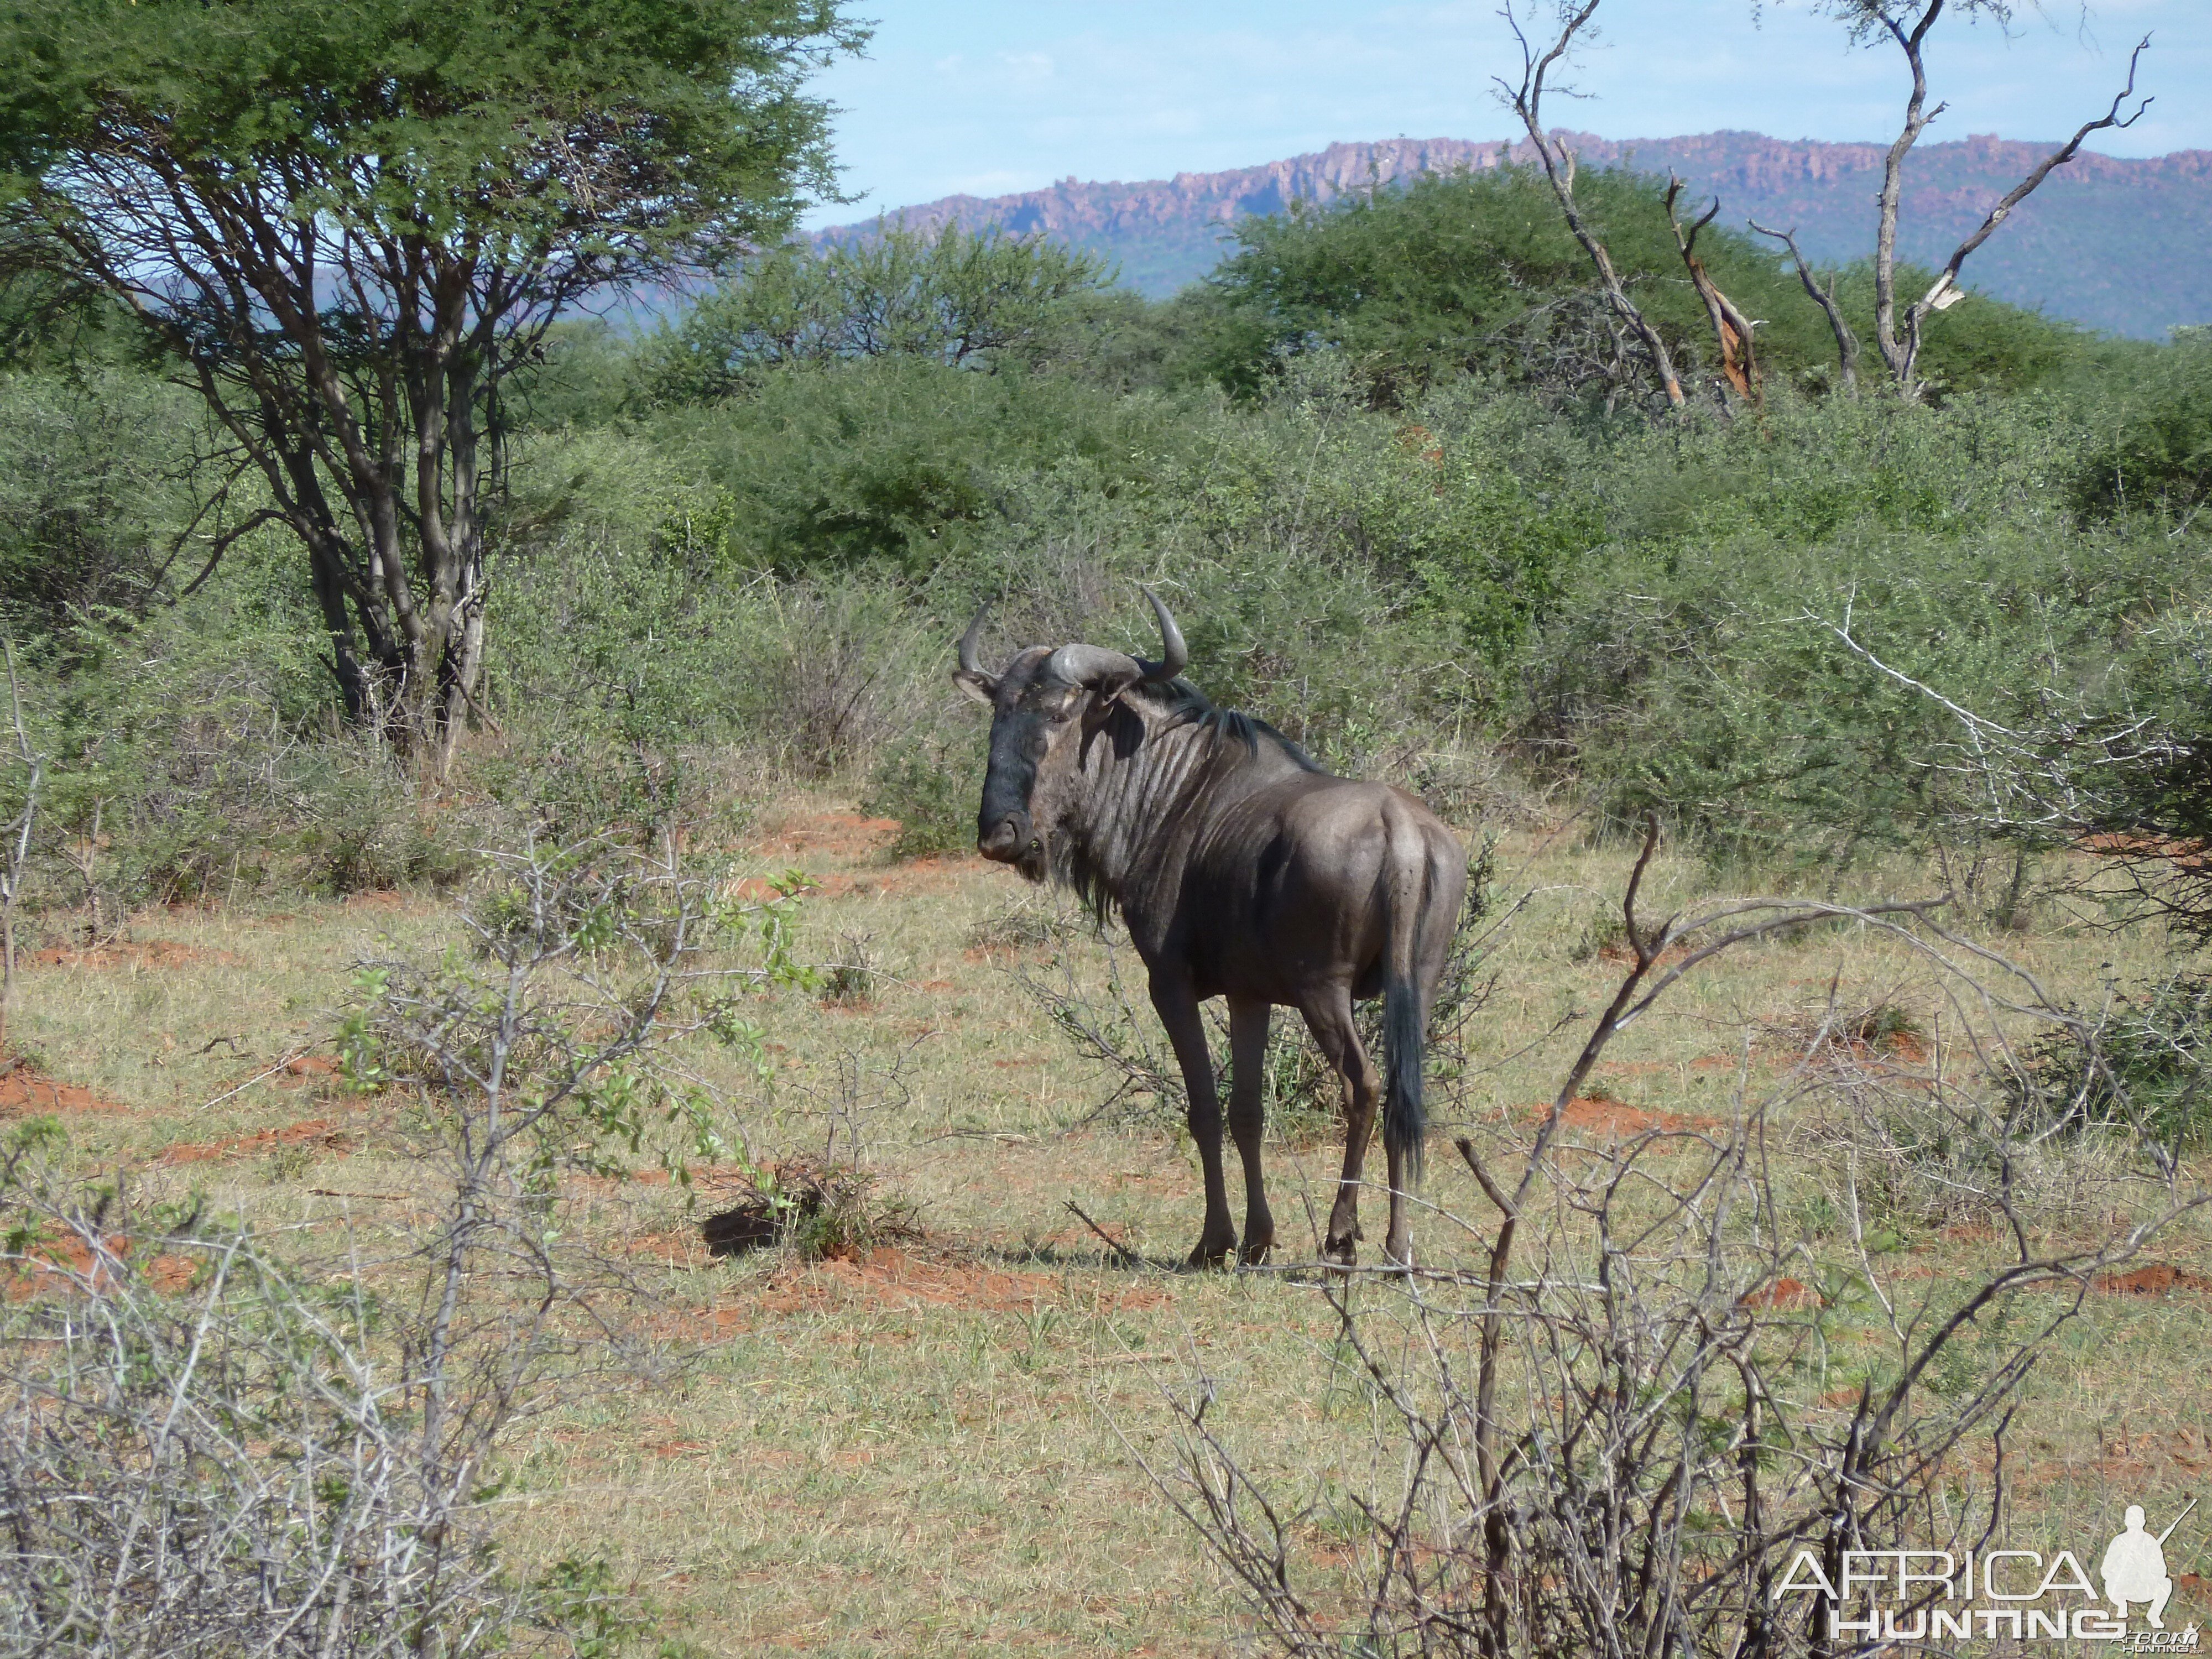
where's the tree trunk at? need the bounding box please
[1666,180,1761,409]
[1503,1,1686,411]
[1870,4,2148,401]
[1870,4,1945,399]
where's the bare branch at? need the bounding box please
[1914,35,2152,322]
[1863,6,2153,398]
[1751,218,1860,392]
[0,639,42,1052]
[1131,826,2209,1658]
[1494,0,1687,409]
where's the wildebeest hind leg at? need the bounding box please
[1151,974,1239,1269]
[1302,990,1380,1264]
[1227,998,1274,1265]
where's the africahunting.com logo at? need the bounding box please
[1774,1501,2200,1647]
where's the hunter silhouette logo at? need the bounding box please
[2104,1502,2193,1631]
[1771,1498,2201,1645]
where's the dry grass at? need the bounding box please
[6,799,2211,1654]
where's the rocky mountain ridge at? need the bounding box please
[821,132,2212,338]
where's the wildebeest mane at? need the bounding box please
[1142,679,1321,773]
[1054,679,1322,933]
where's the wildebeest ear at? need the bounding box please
[1081,667,1141,727]
[1091,664,1141,702]
[952,667,998,705]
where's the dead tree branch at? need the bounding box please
[1860,2,2152,399]
[0,640,41,1053]
[1750,219,1859,393]
[1665,179,1762,408]
[1496,1,1686,410]
[1131,821,2208,1657]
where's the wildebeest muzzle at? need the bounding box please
[977,711,1046,870]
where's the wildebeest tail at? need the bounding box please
[1383,974,1427,1181]
[1382,842,1440,1182]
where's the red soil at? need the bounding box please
[1811,1030,1931,1066]
[2078,831,2212,873]
[341,890,421,911]
[753,811,902,860]
[1528,1095,1721,1138]
[159,1117,355,1165]
[2091,1425,2212,1483]
[724,811,987,904]
[144,1254,197,1291]
[32,939,237,970]
[1739,1277,1820,1311]
[3,1233,196,1299]
[2092,1262,2212,1296]
[273,1055,342,1087]
[0,1063,131,1117]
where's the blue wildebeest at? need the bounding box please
[954,590,1466,1267]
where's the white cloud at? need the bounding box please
[997,50,1056,83]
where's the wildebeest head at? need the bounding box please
[952,588,1187,879]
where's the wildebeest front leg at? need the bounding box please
[1226,997,1274,1265]
[1150,975,1238,1269]
[1301,989,1381,1264]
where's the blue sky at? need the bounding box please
[800,0,2210,226]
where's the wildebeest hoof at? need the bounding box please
[1322,1233,1356,1266]
[1237,1230,1275,1267]
[1187,1234,1237,1270]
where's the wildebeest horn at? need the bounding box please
[958,602,990,675]
[1044,643,1139,687]
[1136,587,1186,683]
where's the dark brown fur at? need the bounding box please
[957,606,1466,1266]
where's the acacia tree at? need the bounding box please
[641,222,1114,401]
[0,0,861,759]
[1821,0,2150,401]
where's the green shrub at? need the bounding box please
[633,222,1114,402]
[863,732,980,860]
[2012,972,2212,1146]
[2075,330,2212,515]
[647,356,1187,574]
[0,367,204,634]
[1194,165,2091,406]
[1507,389,2205,870]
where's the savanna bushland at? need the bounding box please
[4,7,2212,1646]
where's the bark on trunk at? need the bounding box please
[1666,180,1761,408]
